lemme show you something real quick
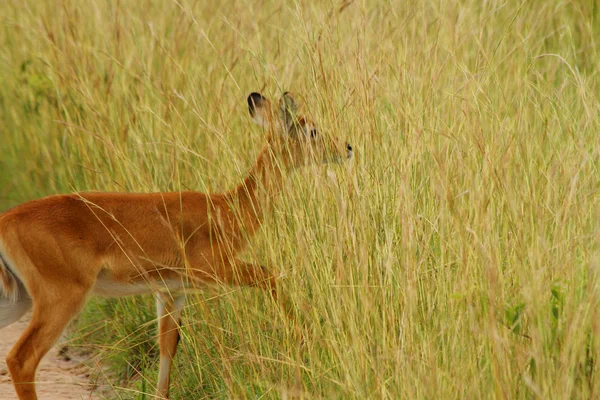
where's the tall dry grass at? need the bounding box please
[2,0,600,398]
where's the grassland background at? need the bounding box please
[2,0,600,398]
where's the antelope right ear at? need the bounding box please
[248,92,271,127]
[279,92,298,130]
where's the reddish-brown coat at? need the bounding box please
[0,92,350,399]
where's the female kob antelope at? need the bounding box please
[0,92,353,399]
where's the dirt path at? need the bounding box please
[0,313,99,399]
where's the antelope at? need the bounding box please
[0,91,353,399]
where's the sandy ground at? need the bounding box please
[0,313,99,400]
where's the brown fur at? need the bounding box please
[0,92,351,399]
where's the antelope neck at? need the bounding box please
[225,141,290,234]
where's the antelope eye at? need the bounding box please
[309,128,318,138]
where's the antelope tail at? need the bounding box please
[0,251,31,328]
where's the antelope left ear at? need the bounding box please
[279,92,298,130]
[248,92,271,127]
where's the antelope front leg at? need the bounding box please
[223,261,305,341]
[196,260,292,319]
[155,293,186,399]
[226,260,278,299]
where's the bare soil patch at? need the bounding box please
[0,313,101,400]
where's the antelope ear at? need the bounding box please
[248,92,271,127]
[279,92,298,130]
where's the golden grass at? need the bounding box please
[2,0,600,398]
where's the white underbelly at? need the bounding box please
[92,276,190,298]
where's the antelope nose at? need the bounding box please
[346,143,353,159]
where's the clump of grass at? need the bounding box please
[2,0,600,398]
